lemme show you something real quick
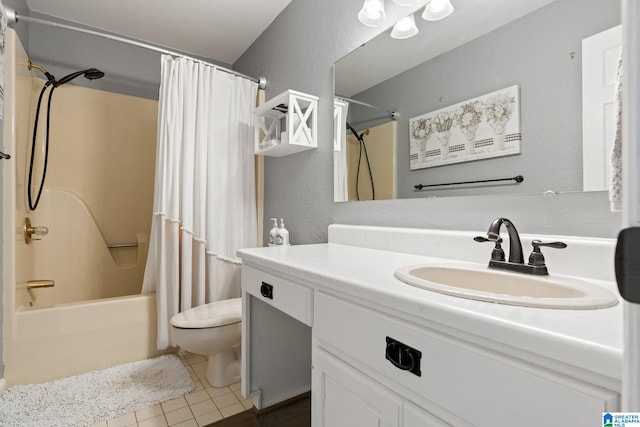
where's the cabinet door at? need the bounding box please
[404,402,451,427]
[313,349,401,427]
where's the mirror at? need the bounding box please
[334,0,621,202]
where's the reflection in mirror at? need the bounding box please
[334,97,398,201]
[334,0,621,202]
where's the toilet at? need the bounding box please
[170,298,242,388]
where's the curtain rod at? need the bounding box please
[5,8,267,90]
[336,95,399,120]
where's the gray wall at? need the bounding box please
[26,12,232,100]
[351,0,620,198]
[235,0,622,242]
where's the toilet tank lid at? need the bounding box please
[170,298,242,329]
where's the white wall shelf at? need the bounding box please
[254,89,318,157]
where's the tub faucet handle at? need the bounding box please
[24,217,49,244]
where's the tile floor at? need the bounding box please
[89,352,253,427]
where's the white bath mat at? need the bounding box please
[0,354,195,427]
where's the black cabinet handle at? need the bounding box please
[616,227,640,303]
[385,337,421,377]
[260,282,273,299]
[386,343,415,371]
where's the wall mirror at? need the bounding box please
[333,0,621,202]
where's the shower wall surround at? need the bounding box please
[17,78,158,306]
[234,0,621,242]
[0,0,29,383]
[32,79,157,256]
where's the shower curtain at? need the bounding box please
[334,100,349,202]
[142,55,258,350]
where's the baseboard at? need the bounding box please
[0,378,7,394]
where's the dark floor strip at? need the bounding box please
[207,395,310,427]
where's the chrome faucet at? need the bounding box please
[475,217,566,276]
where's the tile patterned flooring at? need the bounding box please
[88,353,253,427]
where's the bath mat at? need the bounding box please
[0,354,195,427]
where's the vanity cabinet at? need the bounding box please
[314,291,618,427]
[239,234,620,426]
[241,265,313,409]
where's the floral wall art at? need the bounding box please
[409,85,521,170]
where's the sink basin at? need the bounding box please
[394,264,618,309]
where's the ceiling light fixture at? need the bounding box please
[422,0,454,21]
[358,0,387,27]
[391,14,419,39]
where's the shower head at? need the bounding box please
[346,121,365,143]
[55,68,105,86]
[84,69,105,80]
[28,60,105,87]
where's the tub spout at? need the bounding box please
[18,280,55,289]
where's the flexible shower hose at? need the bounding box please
[28,80,56,211]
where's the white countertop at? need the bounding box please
[238,241,622,386]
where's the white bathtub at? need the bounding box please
[5,293,166,385]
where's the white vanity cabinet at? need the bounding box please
[313,291,618,427]
[239,229,621,426]
[241,264,313,410]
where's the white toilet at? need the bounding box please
[170,298,242,388]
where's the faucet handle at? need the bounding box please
[533,240,567,250]
[528,240,567,266]
[474,236,505,262]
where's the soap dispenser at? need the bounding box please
[277,218,290,246]
[268,218,279,247]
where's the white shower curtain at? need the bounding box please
[334,99,349,202]
[142,55,258,350]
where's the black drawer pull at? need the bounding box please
[260,282,274,299]
[385,336,421,377]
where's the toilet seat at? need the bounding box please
[170,298,241,329]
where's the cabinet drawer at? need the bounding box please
[242,264,312,326]
[315,292,617,427]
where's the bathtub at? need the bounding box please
[4,293,166,385]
